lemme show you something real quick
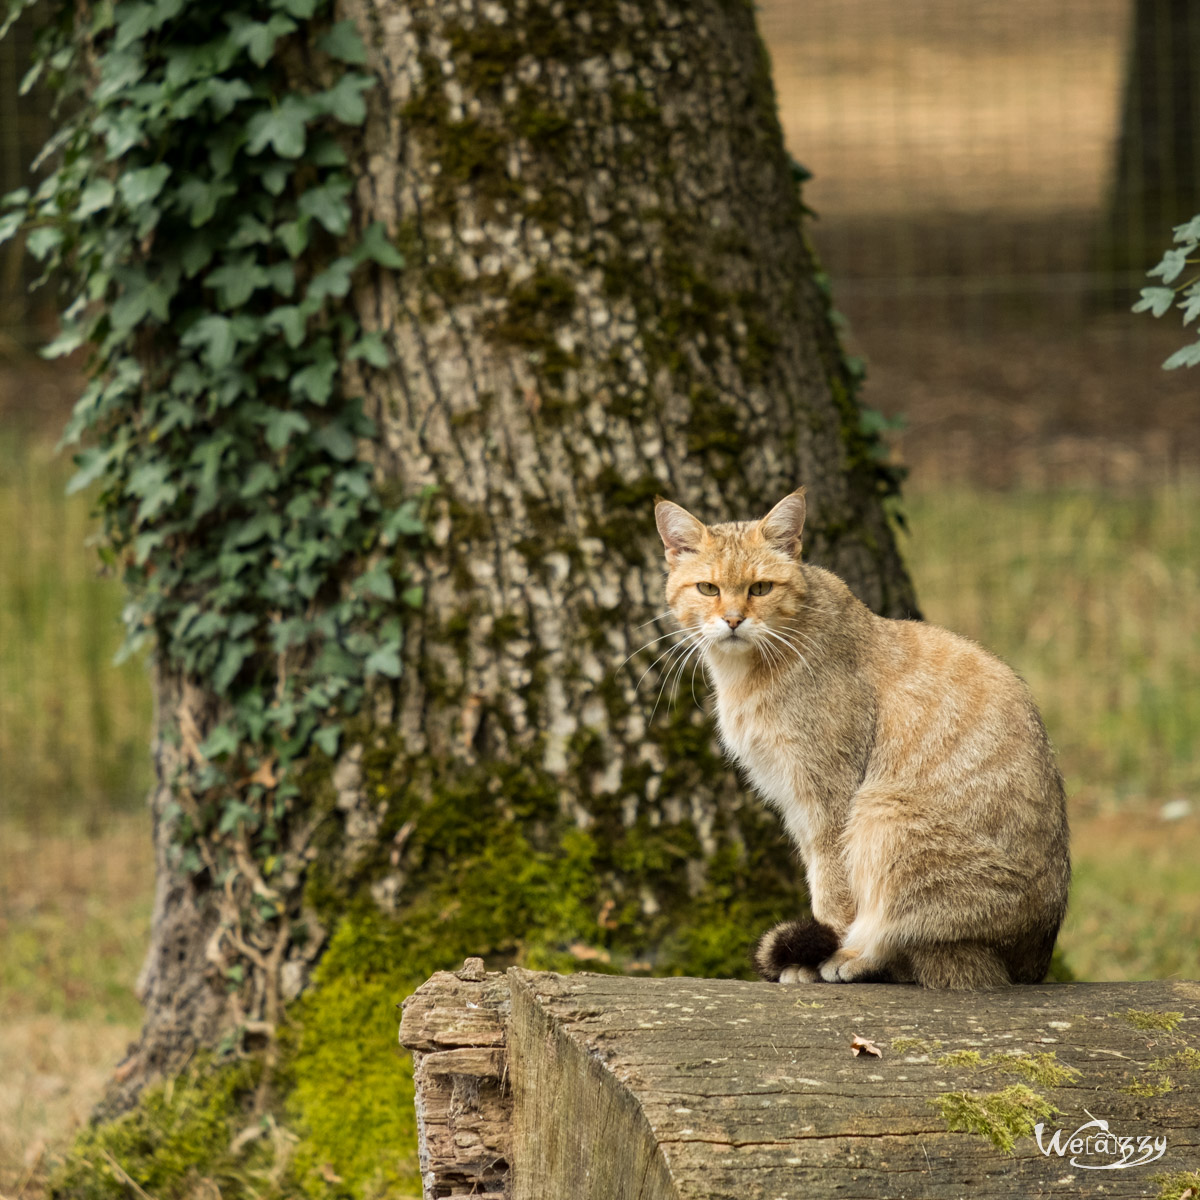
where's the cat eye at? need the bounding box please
[696,582,719,596]
[748,581,774,596]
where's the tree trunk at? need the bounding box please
[94,0,917,1190]
[402,965,1200,1200]
[0,4,52,341]
[1099,0,1200,297]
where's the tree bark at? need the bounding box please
[112,0,918,1182]
[402,965,1200,1200]
[1099,0,1200,295]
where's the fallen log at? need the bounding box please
[399,962,1200,1199]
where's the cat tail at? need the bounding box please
[907,942,1011,989]
[753,918,840,982]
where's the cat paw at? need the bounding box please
[753,918,840,982]
[819,947,893,983]
[818,947,865,983]
[779,965,822,984]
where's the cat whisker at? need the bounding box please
[632,631,702,693]
[632,609,675,632]
[619,626,691,673]
[650,637,703,721]
[758,626,816,680]
[664,638,707,714]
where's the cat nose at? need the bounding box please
[724,614,743,629]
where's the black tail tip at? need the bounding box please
[753,918,840,982]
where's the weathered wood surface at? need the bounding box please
[400,966,1200,1199]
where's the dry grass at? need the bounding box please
[0,816,152,1195]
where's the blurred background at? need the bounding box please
[3,0,1199,1190]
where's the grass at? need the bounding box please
[903,482,1200,809]
[0,432,153,829]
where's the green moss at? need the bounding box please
[937,1049,1080,1088]
[1120,1074,1175,1097]
[1119,1009,1184,1031]
[892,1036,944,1055]
[1149,1046,1200,1071]
[1153,1170,1200,1200]
[51,1057,264,1199]
[930,1084,1058,1154]
[282,914,424,1199]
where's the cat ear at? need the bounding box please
[759,487,807,557]
[655,498,706,563]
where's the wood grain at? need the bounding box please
[401,967,1200,1199]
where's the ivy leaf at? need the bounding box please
[1180,286,1200,326]
[382,501,425,540]
[118,164,172,209]
[357,560,396,601]
[291,357,338,405]
[225,12,298,67]
[26,226,63,260]
[1162,339,1200,370]
[298,178,352,235]
[245,96,316,159]
[272,0,318,15]
[348,332,389,368]
[316,73,374,125]
[206,258,271,308]
[181,313,238,369]
[0,210,23,247]
[205,77,254,118]
[306,257,354,302]
[312,422,356,460]
[1132,287,1176,318]
[264,305,308,348]
[176,176,238,227]
[363,643,402,678]
[240,462,278,498]
[354,221,405,269]
[1148,247,1191,286]
[66,446,113,494]
[76,177,116,218]
[262,409,309,450]
[199,723,239,759]
[401,585,424,607]
[277,218,309,258]
[41,322,87,359]
[319,20,367,64]
[312,724,342,756]
[213,640,254,693]
[1174,215,1200,243]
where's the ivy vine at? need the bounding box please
[1133,214,1200,367]
[0,0,420,869]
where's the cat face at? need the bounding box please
[655,490,809,664]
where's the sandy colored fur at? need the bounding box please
[656,489,1070,989]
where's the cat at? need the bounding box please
[653,487,1070,989]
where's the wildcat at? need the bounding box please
[654,487,1070,989]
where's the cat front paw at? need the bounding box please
[818,947,893,983]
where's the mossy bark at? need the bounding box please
[71,0,917,1194]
